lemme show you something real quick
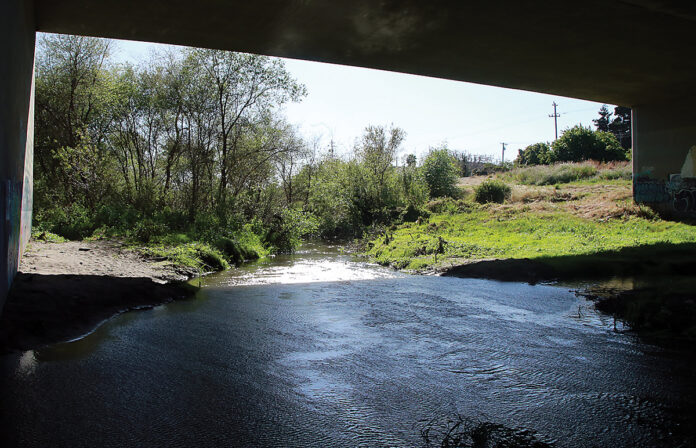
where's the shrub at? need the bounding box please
[400,203,430,222]
[131,219,168,243]
[265,208,319,253]
[34,203,95,240]
[423,148,459,198]
[474,180,511,204]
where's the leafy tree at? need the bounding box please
[609,106,631,150]
[552,125,627,163]
[405,153,417,167]
[356,125,405,184]
[422,147,459,198]
[515,142,551,166]
[593,105,612,132]
[35,34,115,209]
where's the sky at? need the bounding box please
[114,38,611,163]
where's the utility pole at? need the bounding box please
[549,101,560,141]
[500,142,507,164]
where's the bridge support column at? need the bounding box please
[1,0,35,310]
[633,98,696,217]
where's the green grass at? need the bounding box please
[139,242,230,272]
[32,230,67,243]
[133,226,268,273]
[365,205,696,271]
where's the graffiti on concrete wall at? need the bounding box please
[634,178,670,204]
[634,147,696,216]
[667,175,696,213]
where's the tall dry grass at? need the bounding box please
[504,161,631,186]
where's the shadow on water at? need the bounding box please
[0,273,197,353]
[443,242,696,284]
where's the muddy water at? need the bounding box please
[1,245,694,447]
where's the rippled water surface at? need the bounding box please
[1,245,695,447]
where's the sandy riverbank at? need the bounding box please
[0,240,197,353]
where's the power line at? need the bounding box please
[549,101,560,141]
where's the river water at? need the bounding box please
[1,245,695,447]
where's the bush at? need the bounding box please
[474,180,511,204]
[131,219,169,243]
[423,148,459,198]
[34,203,95,240]
[400,203,430,222]
[265,208,319,253]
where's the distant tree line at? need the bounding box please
[515,105,631,166]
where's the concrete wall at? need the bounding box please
[633,98,696,216]
[0,0,35,310]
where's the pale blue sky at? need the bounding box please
[114,38,610,162]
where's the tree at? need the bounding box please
[515,142,551,165]
[405,153,417,167]
[189,49,306,219]
[551,125,627,162]
[422,147,459,198]
[34,34,116,209]
[356,125,405,186]
[274,124,306,206]
[609,106,631,150]
[593,105,612,132]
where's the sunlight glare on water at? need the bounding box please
[208,244,403,287]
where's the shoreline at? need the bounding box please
[0,240,198,354]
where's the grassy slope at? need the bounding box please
[365,167,696,273]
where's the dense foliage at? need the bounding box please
[422,148,459,198]
[514,126,628,166]
[33,34,458,261]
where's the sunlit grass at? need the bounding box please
[366,205,696,271]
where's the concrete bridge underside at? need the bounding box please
[2,0,696,306]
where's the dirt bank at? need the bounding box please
[19,240,191,282]
[0,240,198,354]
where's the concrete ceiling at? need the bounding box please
[34,0,696,107]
